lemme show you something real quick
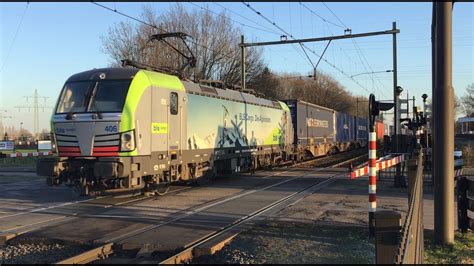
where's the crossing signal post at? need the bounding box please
[368,94,394,236]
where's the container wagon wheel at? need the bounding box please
[191,176,210,187]
[156,183,171,196]
[79,184,89,196]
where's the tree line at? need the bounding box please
[101,4,370,117]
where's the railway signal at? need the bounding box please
[368,93,394,237]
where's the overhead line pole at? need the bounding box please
[241,35,246,91]
[392,21,404,188]
[240,25,400,158]
[241,29,399,48]
[433,0,455,245]
[240,26,399,94]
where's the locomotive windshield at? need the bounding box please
[56,80,131,114]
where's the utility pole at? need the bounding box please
[433,1,454,245]
[14,89,51,138]
[241,35,246,91]
[392,21,404,188]
[356,98,359,117]
[0,109,12,138]
[431,1,437,206]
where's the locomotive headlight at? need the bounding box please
[120,130,136,152]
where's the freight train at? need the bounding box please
[37,67,383,195]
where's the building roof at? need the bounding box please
[457,116,474,123]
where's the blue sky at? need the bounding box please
[1,2,473,133]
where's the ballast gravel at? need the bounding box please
[0,238,90,264]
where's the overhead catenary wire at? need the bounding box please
[322,2,350,30]
[299,2,346,29]
[241,2,316,68]
[300,2,370,80]
[91,2,238,62]
[321,2,390,98]
[212,2,283,36]
[300,2,358,73]
[0,2,29,73]
[242,1,372,94]
[351,39,390,98]
[210,3,315,70]
[188,2,281,36]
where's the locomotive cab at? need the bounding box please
[37,68,185,195]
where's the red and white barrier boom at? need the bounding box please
[351,154,405,179]
[0,151,53,158]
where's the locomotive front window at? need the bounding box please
[56,81,95,114]
[89,80,131,113]
[56,80,131,114]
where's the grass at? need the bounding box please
[424,230,474,264]
[0,149,55,167]
[1,149,46,154]
[0,156,38,167]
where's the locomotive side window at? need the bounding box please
[170,92,178,115]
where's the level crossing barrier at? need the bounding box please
[0,151,53,158]
[350,154,405,179]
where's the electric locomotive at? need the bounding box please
[37,67,294,195]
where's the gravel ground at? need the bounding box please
[194,220,374,264]
[0,238,90,264]
[192,176,408,264]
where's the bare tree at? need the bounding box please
[461,83,474,117]
[101,4,265,84]
[266,71,356,114]
[247,67,280,99]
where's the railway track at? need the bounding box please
[0,149,366,264]
[56,151,364,264]
[0,148,365,220]
[158,171,343,265]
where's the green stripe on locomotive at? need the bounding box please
[119,70,185,156]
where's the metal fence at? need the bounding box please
[378,159,405,181]
[457,176,474,232]
[375,149,424,264]
[395,149,424,263]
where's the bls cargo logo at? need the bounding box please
[358,126,367,131]
[152,123,168,134]
[55,127,75,134]
[306,118,329,128]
